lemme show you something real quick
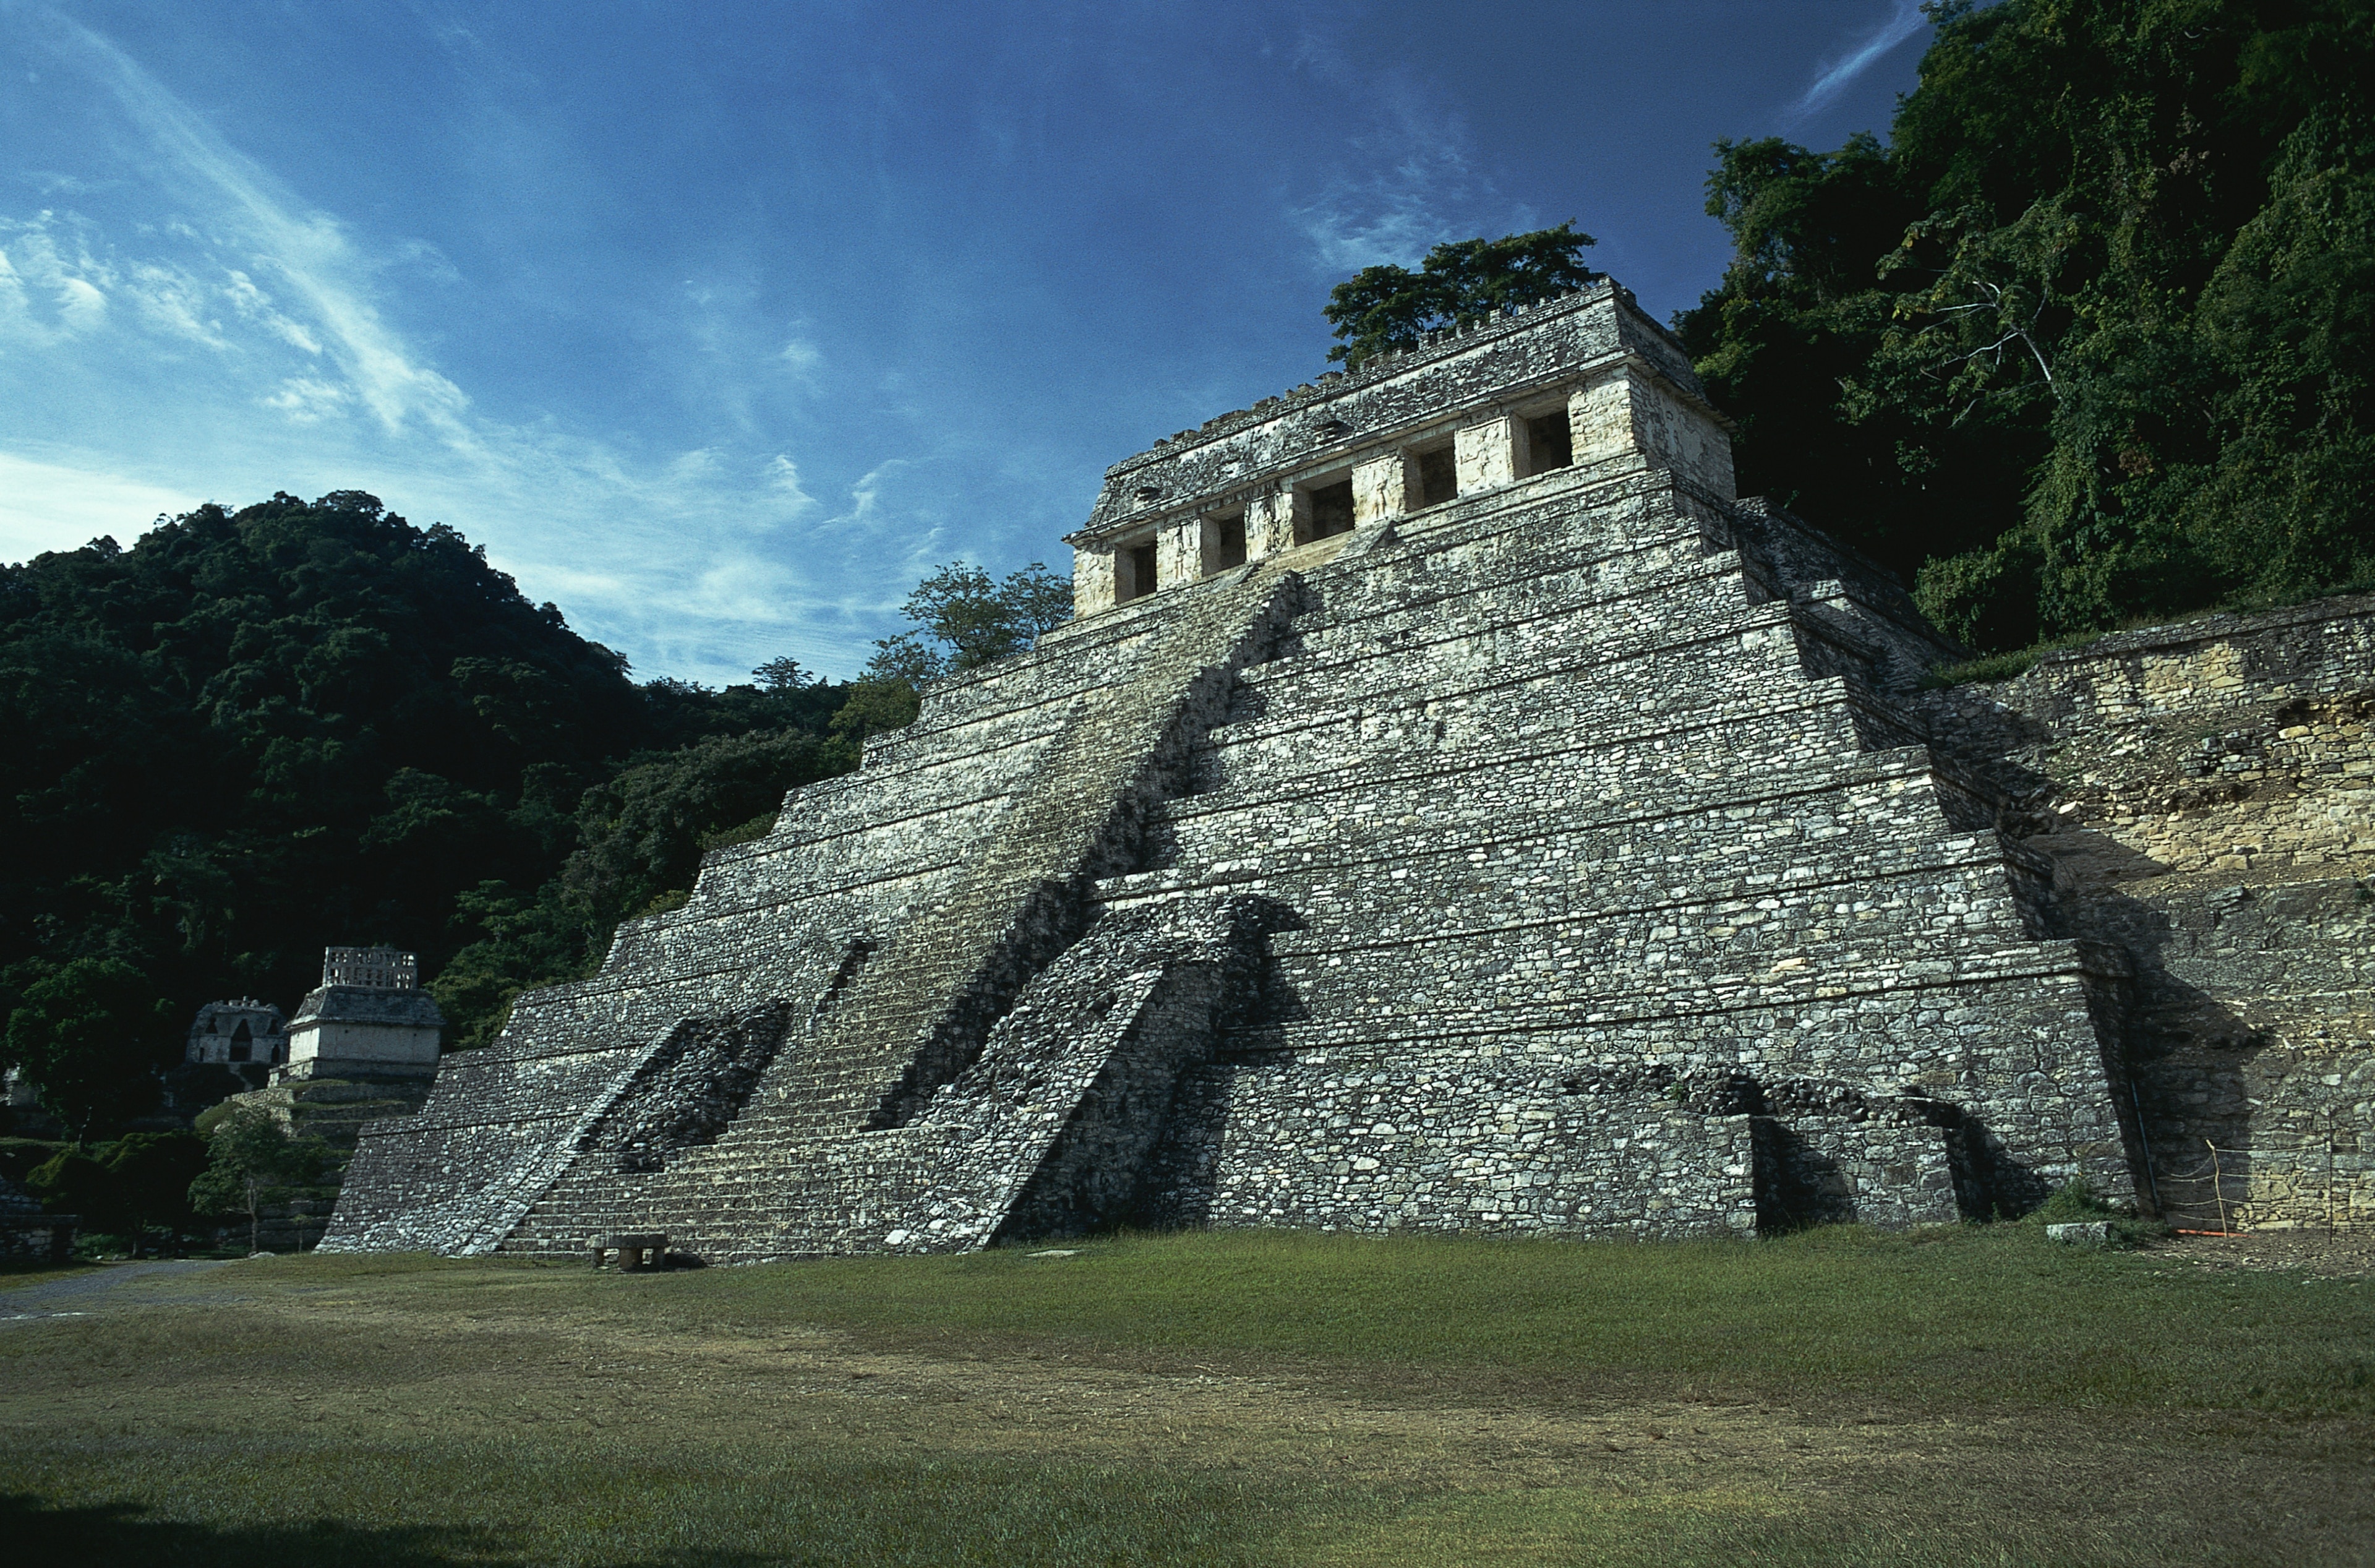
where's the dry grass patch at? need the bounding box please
[2,1227,2370,1564]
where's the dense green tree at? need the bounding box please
[189,1101,330,1254]
[24,1146,124,1233]
[751,656,818,692]
[832,562,1074,740]
[0,494,640,1022]
[0,492,859,1113]
[103,1129,210,1256]
[1324,223,1601,367]
[1676,0,2375,651]
[14,1131,208,1254]
[1,959,174,1139]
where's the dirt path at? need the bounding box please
[2167,1228,2375,1277]
[0,1259,236,1319]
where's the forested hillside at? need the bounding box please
[1679,0,2375,651]
[0,492,852,1132]
[13,0,2371,1141]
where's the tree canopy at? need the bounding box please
[0,492,856,1112]
[189,1100,330,1254]
[1675,0,2375,651]
[1324,223,1601,366]
[831,562,1074,740]
[0,508,1072,1118]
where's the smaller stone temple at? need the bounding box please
[280,948,445,1082]
[186,1000,289,1071]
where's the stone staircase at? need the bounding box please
[475,563,1304,1259]
[1073,466,2136,1234]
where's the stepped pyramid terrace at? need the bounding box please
[326,280,2375,1261]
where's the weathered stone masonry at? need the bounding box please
[1920,598,2375,1231]
[325,281,2362,1261]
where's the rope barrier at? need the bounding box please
[2140,1133,2360,1235]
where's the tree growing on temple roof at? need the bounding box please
[1323,222,1599,367]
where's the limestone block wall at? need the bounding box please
[286,1021,439,1074]
[321,281,2375,1260]
[1143,1064,1761,1240]
[1919,594,2375,1231]
[1068,285,1732,614]
[1570,361,1734,500]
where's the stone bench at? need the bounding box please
[589,1232,669,1271]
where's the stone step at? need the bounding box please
[524,568,1309,1233]
[1180,674,1907,819]
[1212,935,2116,1058]
[1159,745,1984,872]
[1273,536,1744,666]
[1219,604,1823,756]
[1106,807,2032,938]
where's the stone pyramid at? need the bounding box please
[324,282,2139,1261]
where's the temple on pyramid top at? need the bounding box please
[320,267,2374,1264]
[1066,284,1732,615]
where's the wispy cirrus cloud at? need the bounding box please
[1283,30,1532,276]
[1292,126,1481,273]
[0,213,113,338]
[1786,0,1932,123]
[41,12,475,439]
[0,7,937,683]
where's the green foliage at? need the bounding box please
[189,1102,330,1253]
[19,1131,208,1256]
[2033,1178,2118,1223]
[0,492,634,1078]
[0,1136,66,1188]
[1324,222,1600,366]
[25,1147,122,1229]
[831,561,1073,740]
[430,728,854,1048]
[749,655,816,692]
[0,491,861,1100]
[2028,1177,2170,1248]
[1,959,174,1139]
[1677,0,2375,649]
[566,730,846,927]
[826,675,923,740]
[103,1130,210,1253]
[696,812,780,854]
[1922,647,2047,688]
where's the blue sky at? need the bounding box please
[1,1,1931,683]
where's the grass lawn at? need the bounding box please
[3,1224,2370,1565]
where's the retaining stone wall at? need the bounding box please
[325,309,2374,1259]
[1919,595,2375,1231]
